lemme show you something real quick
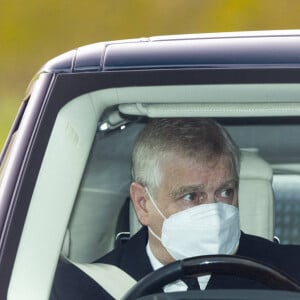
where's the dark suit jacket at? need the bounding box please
[51,227,300,300]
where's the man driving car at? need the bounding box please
[51,118,300,299]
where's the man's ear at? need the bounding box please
[130,182,150,226]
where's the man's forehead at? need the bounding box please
[160,154,237,189]
[162,152,234,173]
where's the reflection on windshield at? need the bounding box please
[0,132,17,186]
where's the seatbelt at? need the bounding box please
[67,258,137,299]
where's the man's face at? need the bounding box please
[147,153,238,241]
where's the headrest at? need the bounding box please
[238,150,274,240]
[239,150,273,180]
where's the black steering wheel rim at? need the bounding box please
[122,255,300,300]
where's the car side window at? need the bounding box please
[273,174,300,245]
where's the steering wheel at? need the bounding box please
[122,255,300,300]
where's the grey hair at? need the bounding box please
[132,118,240,195]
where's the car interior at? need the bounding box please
[6,83,300,299]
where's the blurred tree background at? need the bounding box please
[1,0,300,148]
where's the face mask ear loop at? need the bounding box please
[144,187,167,220]
[148,226,162,242]
[145,187,167,242]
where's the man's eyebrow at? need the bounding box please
[217,178,239,190]
[168,184,205,199]
[169,178,238,199]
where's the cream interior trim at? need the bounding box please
[115,84,300,104]
[66,259,136,300]
[8,87,131,299]
[119,102,300,117]
[8,93,99,299]
[116,83,300,117]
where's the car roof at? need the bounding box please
[40,30,300,74]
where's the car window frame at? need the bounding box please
[3,66,300,299]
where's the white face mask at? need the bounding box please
[146,187,241,260]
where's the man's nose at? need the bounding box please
[201,193,217,204]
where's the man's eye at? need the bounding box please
[183,193,196,202]
[220,188,234,199]
[182,192,205,205]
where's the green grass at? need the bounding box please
[0,96,21,151]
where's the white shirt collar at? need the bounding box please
[146,241,210,291]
